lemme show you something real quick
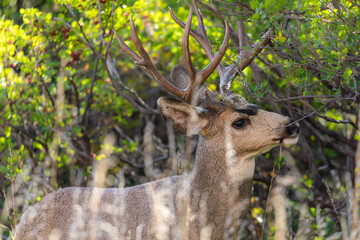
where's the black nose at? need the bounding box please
[286,121,301,136]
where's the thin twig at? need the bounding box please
[55,2,157,114]
[105,0,115,58]
[39,76,55,108]
[63,4,98,55]
[325,183,342,228]
[261,145,284,239]
[300,99,358,129]
[103,58,159,114]
[53,17,98,56]
[96,0,106,46]
[82,53,101,125]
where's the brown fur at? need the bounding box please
[15,97,299,239]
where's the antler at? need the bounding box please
[170,0,273,98]
[115,8,230,103]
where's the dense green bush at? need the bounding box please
[1,0,359,239]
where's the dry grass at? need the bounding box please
[1,136,359,239]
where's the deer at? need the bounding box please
[14,1,300,239]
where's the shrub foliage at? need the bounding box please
[0,0,359,239]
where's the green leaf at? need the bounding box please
[250,0,259,10]
[343,67,352,80]
[33,142,43,150]
[4,127,11,138]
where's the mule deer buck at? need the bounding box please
[15,2,300,239]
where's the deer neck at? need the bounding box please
[186,136,255,236]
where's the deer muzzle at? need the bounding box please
[281,120,300,145]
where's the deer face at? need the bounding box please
[158,97,300,158]
[217,104,300,158]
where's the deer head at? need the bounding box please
[115,1,300,161]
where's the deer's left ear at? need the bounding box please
[158,97,213,136]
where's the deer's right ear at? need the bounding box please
[158,97,211,136]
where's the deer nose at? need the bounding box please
[286,121,301,136]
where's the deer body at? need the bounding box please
[15,100,299,239]
[15,1,300,239]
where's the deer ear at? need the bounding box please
[170,66,190,89]
[158,97,211,136]
[170,66,208,99]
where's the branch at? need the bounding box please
[82,53,101,125]
[306,115,357,148]
[103,58,159,115]
[302,120,356,158]
[316,112,357,129]
[69,77,80,116]
[12,125,49,152]
[39,76,55,109]
[51,127,92,163]
[96,0,106,46]
[53,16,98,58]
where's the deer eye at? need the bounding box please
[232,119,248,129]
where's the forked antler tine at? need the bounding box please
[116,15,184,99]
[170,2,228,80]
[172,4,230,91]
[182,7,197,80]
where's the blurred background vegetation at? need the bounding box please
[0,0,359,239]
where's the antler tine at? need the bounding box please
[114,31,141,62]
[128,16,152,66]
[116,16,184,99]
[190,0,217,60]
[118,6,233,104]
[182,7,197,81]
[181,6,229,91]
[198,21,229,82]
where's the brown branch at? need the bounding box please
[53,16,98,58]
[51,127,92,163]
[82,53,101,126]
[305,113,357,148]
[69,77,80,116]
[105,0,115,58]
[316,112,357,129]
[103,58,159,115]
[302,120,356,158]
[300,99,358,129]
[39,76,55,108]
[12,125,49,152]
[96,0,106,46]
